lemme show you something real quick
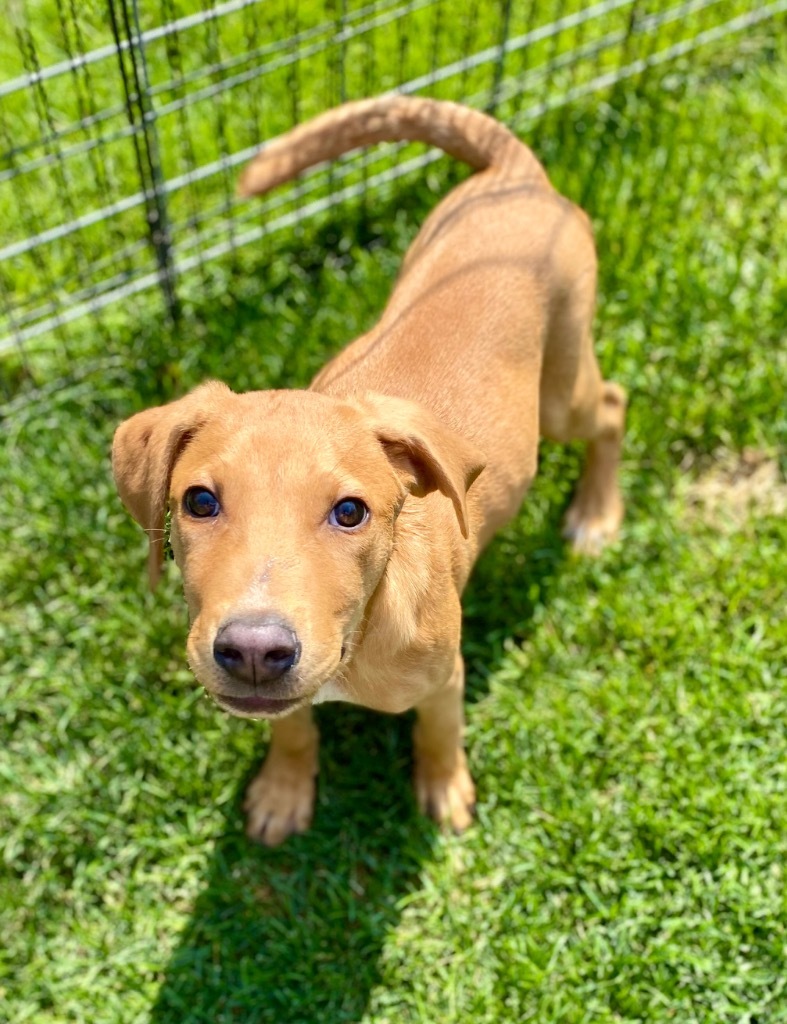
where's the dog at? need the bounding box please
[113,96,626,846]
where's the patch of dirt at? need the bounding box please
[681,449,786,529]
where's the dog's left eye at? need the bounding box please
[329,499,368,529]
[183,487,221,518]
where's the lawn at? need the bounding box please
[1,18,786,1024]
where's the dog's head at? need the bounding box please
[112,383,484,718]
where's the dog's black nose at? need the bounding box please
[213,617,300,684]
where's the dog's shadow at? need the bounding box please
[150,705,433,1023]
[150,461,573,1023]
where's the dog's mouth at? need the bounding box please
[211,692,304,718]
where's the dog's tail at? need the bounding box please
[237,95,548,198]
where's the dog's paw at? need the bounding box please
[415,750,476,833]
[563,495,623,555]
[243,756,316,847]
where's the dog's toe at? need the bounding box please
[243,760,316,846]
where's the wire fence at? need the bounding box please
[0,0,782,406]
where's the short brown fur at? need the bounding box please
[113,97,626,845]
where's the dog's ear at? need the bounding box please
[359,393,486,538]
[112,381,231,589]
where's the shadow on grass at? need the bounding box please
[149,487,571,1024]
[150,706,433,1024]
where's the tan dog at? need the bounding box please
[113,97,625,846]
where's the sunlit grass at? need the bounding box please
[1,29,785,1024]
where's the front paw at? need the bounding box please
[243,755,317,847]
[414,749,476,833]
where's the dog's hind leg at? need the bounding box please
[539,258,627,554]
[558,375,626,554]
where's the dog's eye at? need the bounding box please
[329,498,368,529]
[183,487,221,518]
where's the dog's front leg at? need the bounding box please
[243,706,319,846]
[413,651,475,832]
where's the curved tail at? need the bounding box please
[237,95,548,197]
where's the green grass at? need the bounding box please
[0,0,764,354]
[2,31,786,1024]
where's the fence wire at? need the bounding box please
[0,0,783,403]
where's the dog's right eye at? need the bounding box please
[329,498,368,529]
[183,487,221,518]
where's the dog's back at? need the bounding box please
[239,96,597,544]
[241,96,597,543]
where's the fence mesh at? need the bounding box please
[0,0,783,407]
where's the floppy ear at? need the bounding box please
[358,393,486,538]
[112,381,231,589]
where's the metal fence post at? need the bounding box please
[487,0,513,115]
[107,0,180,324]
